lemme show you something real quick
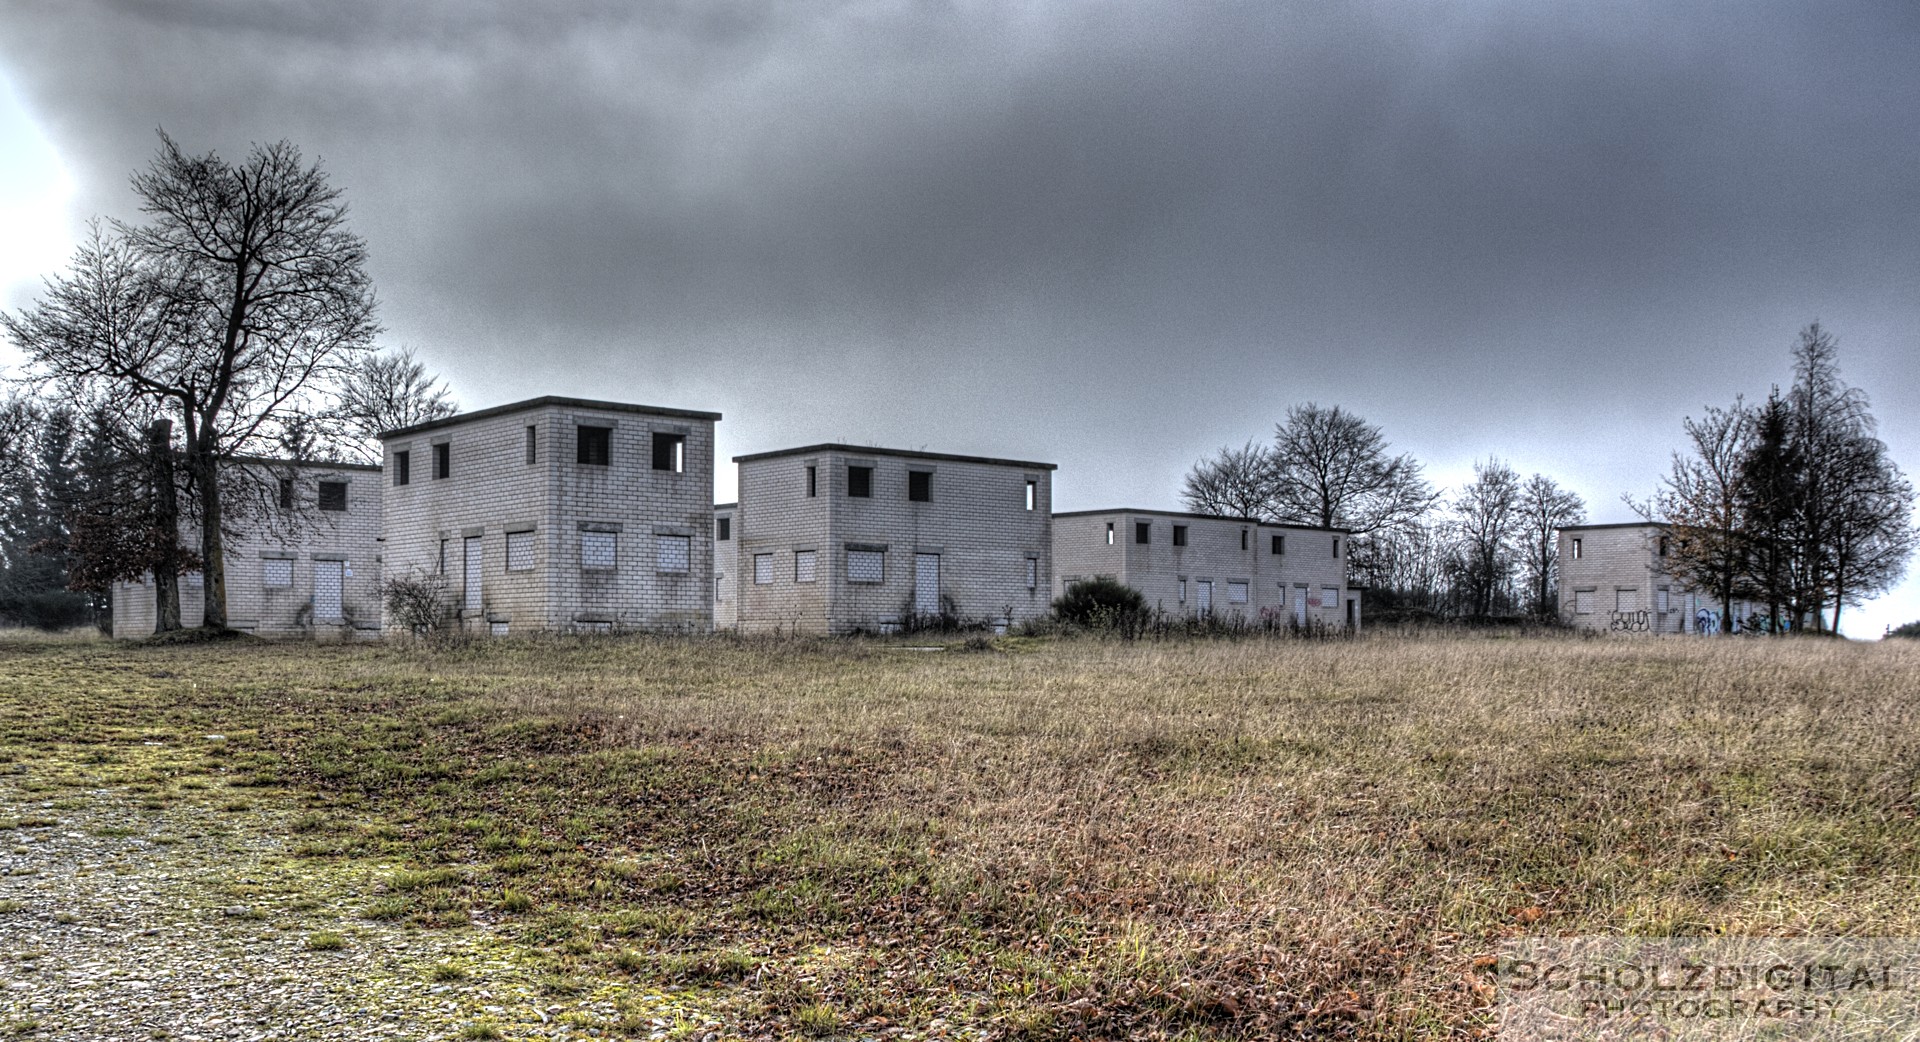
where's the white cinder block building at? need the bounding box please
[730,445,1055,635]
[1051,509,1360,630]
[1557,521,1758,634]
[111,459,385,639]
[380,396,721,635]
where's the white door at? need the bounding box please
[914,554,941,615]
[463,536,483,614]
[314,561,344,622]
[1197,580,1212,614]
[1293,586,1307,624]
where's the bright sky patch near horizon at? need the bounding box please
[1,1,1916,637]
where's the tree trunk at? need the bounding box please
[192,444,228,630]
[146,419,182,633]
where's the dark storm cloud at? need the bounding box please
[3,0,1918,626]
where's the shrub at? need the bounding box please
[1888,620,1920,639]
[382,569,449,636]
[1051,577,1147,627]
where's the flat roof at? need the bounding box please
[1559,521,1666,532]
[230,454,382,474]
[381,395,722,440]
[713,502,737,510]
[1052,507,1350,533]
[733,443,1056,471]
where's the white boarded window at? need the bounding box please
[1227,581,1249,604]
[656,535,691,574]
[754,553,774,585]
[1575,589,1595,614]
[581,531,616,571]
[795,550,817,584]
[1025,557,1037,589]
[262,559,293,588]
[1616,588,1637,612]
[1322,585,1339,610]
[506,531,534,572]
[1657,587,1671,612]
[847,549,884,584]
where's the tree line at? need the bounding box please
[1181,326,1915,629]
[1636,324,1916,634]
[1181,404,1587,621]
[1,132,452,632]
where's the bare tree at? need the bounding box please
[1268,403,1438,535]
[1639,401,1753,633]
[1515,473,1585,617]
[1821,427,1916,633]
[1449,458,1523,618]
[4,134,378,630]
[331,348,456,464]
[1180,441,1275,519]
[0,393,38,489]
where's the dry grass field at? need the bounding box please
[2,631,1917,1039]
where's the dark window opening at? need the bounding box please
[908,471,932,502]
[1271,534,1284,555]
[716,516,731,541]
[1173,525,1187,547]
[1240,529,1248,551]
[1659,535,1670,557]
[317,481,347,512]
[806,465,817,497]
[278,478,294,510]
[525,425,537,464]
[1332,538,1341,558]
[1135,521,1151,544]
[433,442,450,479]
[577,426,611,466]
[394,450,410,486]
[847,465,872,498]
[652,432,685,472]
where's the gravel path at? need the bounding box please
[0,765,722,1041]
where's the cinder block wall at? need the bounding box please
[112,461,384,639]
[1053,511,1357,628]
[1557,524,1718,634]
[713,503,737,630]
[736,448,1053,635]
[382,399,717,634]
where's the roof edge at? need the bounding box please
[1052,507,1352,533]
[381,395,722,440]
[733,443,1057,471]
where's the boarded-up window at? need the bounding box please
[1616,588,1637,612]
[1227,581,1249,604]
[753,553,773,585]
[652,432,685,472]
[847,549,884,584]
[577,426,611,466]
[908,471,932,502]
[656,535,691,573]
[318,481,347,512]
[506,531,534,572]
[261,558,293,588]
[1575,589,1595,614]
[1025,558,1037,589]
[581,531,616,571]
[795,550,817,584]
[1657,587,1670,612]
[1323,585,1339,610]
[847,465,872,498]
[1178,578,1187,603]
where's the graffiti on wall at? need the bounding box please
[1695,608,1721,635]
[1609,609,1652,633]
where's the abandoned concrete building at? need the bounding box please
[712,501,737,630]
[1557,521,1759,634]
[379,396,721,635]
[1050,509,1361,630]
[111,458,386,639]
[727,445,1055,634]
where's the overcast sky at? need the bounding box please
[2,0,1917,635]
